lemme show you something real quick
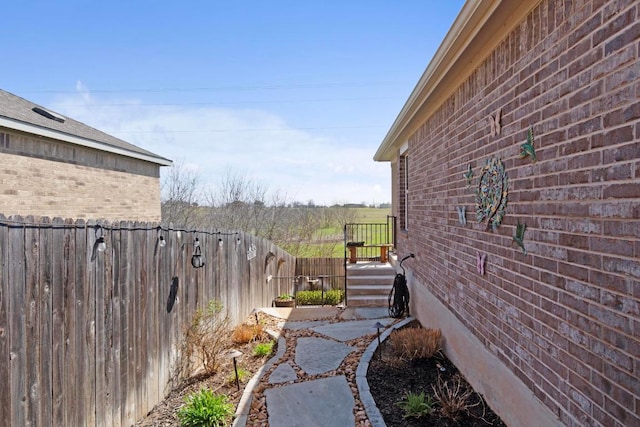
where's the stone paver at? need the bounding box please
[264,376,355,427]
[294,337,355,375]
[268,362,297,384]
[311,317,395,342]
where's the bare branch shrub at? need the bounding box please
[389,327,442,360]
[176,300,231,381]
[432,374,479,421]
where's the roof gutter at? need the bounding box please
[374,0,540,162]
[0,116,173,166]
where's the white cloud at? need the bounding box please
[51,84,390,206]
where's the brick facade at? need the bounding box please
[0,129,162,222]
[387,0,639,426]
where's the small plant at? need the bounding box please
[176,387,234,427]
[276,294,294,300]
[231,323,264,344]
[432,374,478,421]
[389,327,442,360]
[253,340,275,358]
[226,367,250,386]
[295,289,344,306]
[396,391,434,419]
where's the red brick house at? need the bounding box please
[375,0,639,426]
[0,89,172,221]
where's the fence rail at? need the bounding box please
[0,214,296,427]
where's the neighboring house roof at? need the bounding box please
[374,0,537,161]
[0,89,172,166]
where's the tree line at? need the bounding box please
[161,163,364,257]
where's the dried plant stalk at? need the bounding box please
[432,374,479,421]
[231,323,264,344]
[389,327,442,360]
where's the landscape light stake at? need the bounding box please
[228,350,243,391]
[374,321,384,361]
[251,308,260,324]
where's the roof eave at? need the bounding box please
[374,0,540,162]
[0,116,173,166]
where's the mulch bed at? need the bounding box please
[367,334,507,427]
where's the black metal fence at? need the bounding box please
[343,216,396,262]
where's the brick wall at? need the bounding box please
[398,0,639,426]
[0,130,162,222]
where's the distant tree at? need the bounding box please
[161,160,203,229]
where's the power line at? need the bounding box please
[49,96,396,108]
[108,125,387,134]
[16,80,411,95]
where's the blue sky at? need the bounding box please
[2,1,464,205]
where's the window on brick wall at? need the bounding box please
[399,154,408,230]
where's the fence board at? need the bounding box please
[94,220,108,427]
[84,221,97,426]
[39,217,54,427]
[9,216,27,427]
[62,218,79,426]
[51,217,65,426]
[0,215,10,423]
[25,217,42,426]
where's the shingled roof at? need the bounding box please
[0,89,172,165]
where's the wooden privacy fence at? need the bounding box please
[0,215,296,427]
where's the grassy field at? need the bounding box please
[355,207,392,223]
[301,207,392,258]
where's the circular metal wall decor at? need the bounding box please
[475,157,508,232]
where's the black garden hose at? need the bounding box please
[388,253,414,318]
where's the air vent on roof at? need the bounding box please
[32,107,66,123]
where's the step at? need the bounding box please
[346,275,395,286]
[346,264,396,277]
[347,284,392,296]
[346,295,390,308]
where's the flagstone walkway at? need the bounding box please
[232,306,413,427]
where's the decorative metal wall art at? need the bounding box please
[475,157,509,232]
[513,221,527,255]
[519,126,536,162]
[464,164,474,186]
[457,206,467,225]
[476,252,486,275]
[487,107,502,136]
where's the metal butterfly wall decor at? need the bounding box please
[487,107,502,137]
[476,252,486,275]
[513,221,527,255]
[457,206,467,225]
[463,164,474,186]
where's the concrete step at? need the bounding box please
[347,284,392,296]
[346,275,395,286]
[346,264,396,277]
[346,295,390,308]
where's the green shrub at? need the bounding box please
[253,340,275,357]
[295,289,344,306]
[176,387,233,427]
[396,391,434,419]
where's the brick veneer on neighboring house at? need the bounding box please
[0,90,171,221]
[377,0,639,426]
